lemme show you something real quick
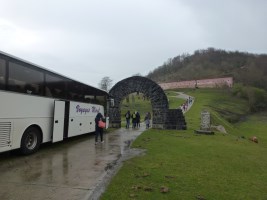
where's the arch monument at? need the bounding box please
[108,76,186,130]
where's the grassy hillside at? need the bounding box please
[147,48,267,91]
[102,88,267,199]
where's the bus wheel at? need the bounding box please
[20,127,41,155]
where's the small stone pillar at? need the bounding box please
[194,110,214,135]
[201,110,210,130]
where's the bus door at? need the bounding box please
[52,100,65,143]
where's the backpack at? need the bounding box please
[126,113,129,118]
[132,113,136,118]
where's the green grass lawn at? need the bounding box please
[102,88,267,199]
[168,96,185,109]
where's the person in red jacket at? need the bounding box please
[95,112,104,144]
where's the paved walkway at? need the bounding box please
[0,126,145,200]
[170,92,194,113]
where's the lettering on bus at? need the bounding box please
[76,105,100,114]
[91,106,100,113]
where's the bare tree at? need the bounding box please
[132,73,142,76]
[98,76,113,92]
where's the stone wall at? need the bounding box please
[164,109,187,130]
[159,77,233,90]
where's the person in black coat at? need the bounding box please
[125,110,131,129]
[95,112,104,144]
[136,111,140,128]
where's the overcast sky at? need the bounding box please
[0,0,266,88]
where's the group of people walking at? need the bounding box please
[125,110,151,129]
[125,110,139,129]
[180,96,193,112]
[94,110,153,145]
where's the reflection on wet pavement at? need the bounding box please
[0,125,145,200]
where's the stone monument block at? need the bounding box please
[201,110,210,130]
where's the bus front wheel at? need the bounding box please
[20,127,41,155]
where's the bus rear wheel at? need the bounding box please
[20,127,41,155]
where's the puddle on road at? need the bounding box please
[85,128,147,200]
[0,126,146,200]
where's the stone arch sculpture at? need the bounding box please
[108,76,186,130]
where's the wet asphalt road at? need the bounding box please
[0,126,145,200]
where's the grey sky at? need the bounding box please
[0,0,266,88]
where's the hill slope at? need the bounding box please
[147,48,267,91]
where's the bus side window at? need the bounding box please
[8,80,24,93]
[8,79,17,91]
[9,61,44,96]
[0,58,6,90]
[45,87,52,97]
[0,77,4,90]
[50,88,56,97]
[25,84,36,94]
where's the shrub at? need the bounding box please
[246,87,267,112]
[232,84,267,112]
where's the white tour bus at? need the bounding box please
[0,51,108,154]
